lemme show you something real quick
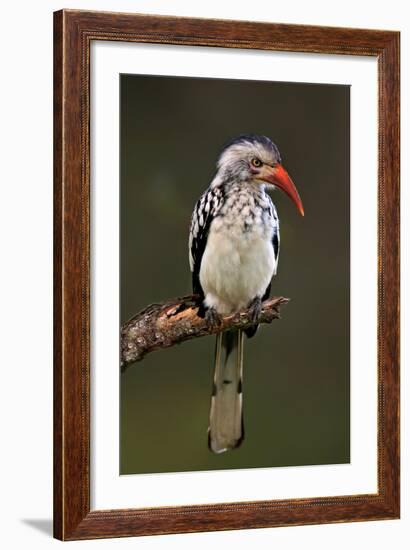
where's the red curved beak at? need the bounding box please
[260,164,304,217]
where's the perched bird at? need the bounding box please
[189,134,304,453]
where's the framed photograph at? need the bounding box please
[54,9,400,540]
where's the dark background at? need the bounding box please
[120,74,350,475]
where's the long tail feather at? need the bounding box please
[208,329,244,453]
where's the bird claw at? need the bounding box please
[205,307,222,327]
[248,297,262,323]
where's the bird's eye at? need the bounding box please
[251,158,262,168]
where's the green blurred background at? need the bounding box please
[120,74,350,475]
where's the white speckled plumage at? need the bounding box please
[199,183,278,315]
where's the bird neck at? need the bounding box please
[211,172,267,196]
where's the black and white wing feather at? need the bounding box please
[189,186,224,297]
[269,199,280,275]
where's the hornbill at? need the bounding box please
[189,134,304,453]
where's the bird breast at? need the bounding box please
[200,189,278,315]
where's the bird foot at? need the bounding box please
[248,297,262,323]
[205,307,222,327]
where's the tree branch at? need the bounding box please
[121,294,289,371]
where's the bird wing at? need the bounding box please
[245,196,279,339]
[189,186,224,297]
[268,196,280,276]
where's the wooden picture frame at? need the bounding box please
[54,9,400,540]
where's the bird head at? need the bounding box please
[215,134,304,216]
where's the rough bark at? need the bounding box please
[121,294,288,371]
